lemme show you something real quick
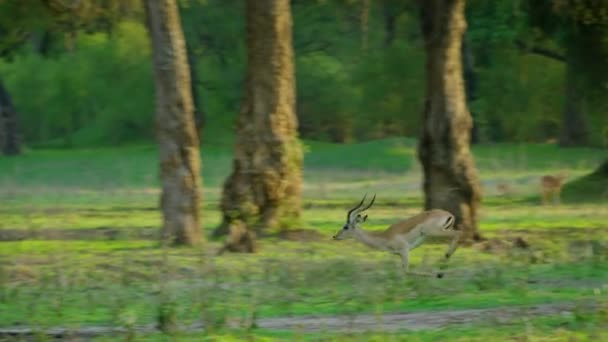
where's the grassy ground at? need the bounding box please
[0,139,607,340]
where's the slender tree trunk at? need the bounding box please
[0,80,21,156]
[214,0,302,242]
[360,0,370,53]
[559,40,589,147]
[418,0,482,242]
[383,0,397,47]
[31,30,51,56]
[145,0,203,246]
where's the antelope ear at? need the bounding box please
[362,215,368,222]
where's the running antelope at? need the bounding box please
[333,194,461,278]
[540,173,568,205]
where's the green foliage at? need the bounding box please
[472,52,564,142]
[0,0,607,147]
[296,53,359,142]
[178,0,244,146]
[351,41,425,139]
[0,21,154,146]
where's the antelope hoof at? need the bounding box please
[437,272,444,279]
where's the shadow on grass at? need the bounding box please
[563,161,608,203]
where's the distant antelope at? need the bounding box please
[496,182,513,197]
[333,194,461,278]
[540,173,568,205]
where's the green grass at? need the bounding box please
[1,239,606,326]
[1,138,604,193]
[563,160,608,202]
[0,139,607,339]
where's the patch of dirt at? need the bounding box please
[472,236,530,254]
[0,206,159,215]
[275,228,326,242]
[257,302,593,332]
[0,301,597,338]
[0,227,158,241]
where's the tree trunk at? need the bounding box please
[559,40,589,147]
[418,0,482,242]
[462,33,479,144]
[186,43,205,135]
[214,0,302,241]
[0,80,21,156]
[145,0,203,246]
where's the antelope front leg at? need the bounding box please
[437,230,462,278]
[399,249,440,278]
[444,230,462,260]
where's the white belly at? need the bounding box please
[408,235,426,250]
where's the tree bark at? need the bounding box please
[214,0,302,241]
[0,80,21,156]
[418,0,482,242]
[462,33,479,144]
[145,0,203,246]
[186,43,205,135]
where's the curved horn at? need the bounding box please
[347,193,367,220]
[359,193,376,212]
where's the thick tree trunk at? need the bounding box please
[214,0,302,241]
[418,0,482,242]
[0,80,21,156]
[559,41,589,147]
[145,0,203,246]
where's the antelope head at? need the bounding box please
[333,193,376,240]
